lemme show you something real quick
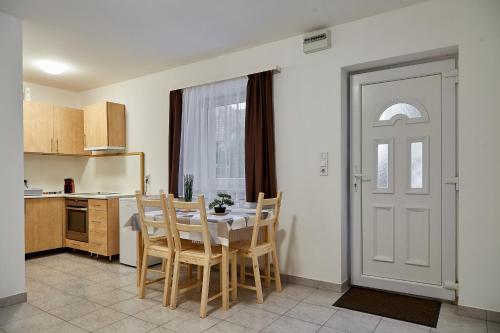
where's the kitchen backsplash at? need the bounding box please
[24,154,141,194]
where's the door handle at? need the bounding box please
[353,173,371,181]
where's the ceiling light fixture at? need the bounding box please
[37,60,69,75]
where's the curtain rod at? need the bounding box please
[175,65,281,91]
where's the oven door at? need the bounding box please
[66,206,88,242]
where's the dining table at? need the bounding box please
[127,207,268,310]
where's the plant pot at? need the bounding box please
[214,206,226,214]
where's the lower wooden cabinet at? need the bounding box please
[88,199,119,257]
[25,198,64,253]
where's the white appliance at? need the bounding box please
[119,197,161,267]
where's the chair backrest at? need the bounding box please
[167,194,212,258]
[135,190,173,250]
[250,192,283,248]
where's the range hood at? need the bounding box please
[84,146,126,152]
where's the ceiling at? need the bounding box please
[0,0,427,91]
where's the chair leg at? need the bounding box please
[252,255,264,303]
[170,253,181,309]
[162,254,173,306]
[219,263,223,293]
[271,247,282,292]
[161,258,166,273]
[240,257,246,284]
[231,253,237,301]
[138,249,149,298]
[197,265,202,292]
[264,253,271,288]
[200,264,210,318]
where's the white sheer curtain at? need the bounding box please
[178,77,248,201]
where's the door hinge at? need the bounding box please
[444,280,459,291]
[444,177,459,191]
[443,69,459,83]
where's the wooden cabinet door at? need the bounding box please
[25,198,64,253]
[23,101,54,153]
[53,106,86,155]
[84,103,108,149]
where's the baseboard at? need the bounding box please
[0,292,27,308]
[455,304,500,323]
[282,274,350,293]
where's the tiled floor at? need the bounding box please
[0,251,497,332]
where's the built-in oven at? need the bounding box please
[66,199,88,242]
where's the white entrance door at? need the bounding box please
[350,59,457,300]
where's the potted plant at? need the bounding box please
[183,174,194,202]
[209,192,234,214]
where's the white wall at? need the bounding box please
[79,0,500,311]
[0,11,25,301]
[23,81,81,108]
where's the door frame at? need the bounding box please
[349,59,457,300]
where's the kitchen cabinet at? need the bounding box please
[53,106,86,155]
[23,101,54,154]
[25,198,64,253]
[88,199,119,258]
[84,102,126,151]
[23,101,86,155]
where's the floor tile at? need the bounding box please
[1,312,63,333]
[162,310,220,332]
[247,294,299,314]
[303,289,344,307]
[263,315,320,333]
[47,299,104,321]
[374,318,430,333]
[133,306,189,326]
[84,269,122,283]
[436,313,487,333]
[40,321,89,333]
[69,308,128,331]
[99,274,137,288]
[208,301,247,320]
[204,320,259,333]
[317,327,346,333]
[86,289,136,306]
[0,303,45,326]
[94,316,157,333]
[148,327,176,333]
[286,302,337,325]
[29,291,82,311]
[65,283,115,298]
[325,309,381,333]
[109,297,158,315]
[275,284,316,301]
[226,306,280,330]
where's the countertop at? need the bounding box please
[24,193,135,200]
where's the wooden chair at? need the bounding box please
[233,192,283,303]
[167,194,238,318]
[135,191,173,306]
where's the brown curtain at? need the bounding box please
[245,71,277,202]
[168,89,183,197]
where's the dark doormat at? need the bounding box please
[333,286,441,328]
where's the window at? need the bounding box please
[179,77,248,201]
[374,138,394,193]
[374,101,429,126]
[410,142,423,189]
[215,102,246,200]
[379,103,422,121]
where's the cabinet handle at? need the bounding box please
[51,139,54,152]
[56,139,59,152]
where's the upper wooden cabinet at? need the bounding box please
[54,106,86,155]
[23,101,54,154]
[23,101,86,155]
[83,102,126,151]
